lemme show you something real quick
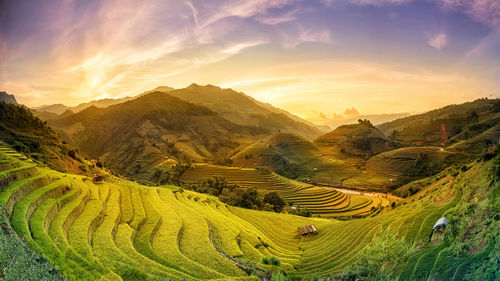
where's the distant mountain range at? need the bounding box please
[32,87,175,114]
[34,84,324,138]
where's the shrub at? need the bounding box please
[120,265,151,281]
[92,173,106,183]
[271,271,291,281]
[262,256,281,266]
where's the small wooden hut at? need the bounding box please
[297,224,317,238]
[429,217,448,241]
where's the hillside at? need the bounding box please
[230,133,359,185]
[342,147,469,191]
[0,141,497,280]
[377,98,500,150]
[0,101,90,174]
[163,84,324,139]
[231,133,323,178]
[49,91,268,179]
[314,119,396,159]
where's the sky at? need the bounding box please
[0,0,499,122]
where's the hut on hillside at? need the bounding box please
[433,217,448,231]
[297,224,317,238]
[429,217,448,241]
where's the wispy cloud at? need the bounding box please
[222,41,266,54]
[321,0,412,7]
[298,29,333,45]
[278,24,334,48]
[348,0,412,6]
[427,33,448,50]
[432,0,500,29]
[193,0,296,29]
[187,1,200,26]
[254,7,300,25]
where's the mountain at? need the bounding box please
[160,84,324,139]
[33,84,322,139]
[49,91,268,179]
[32,87,174,115]
[314,119,396,159]
[32,103,68,115]
[70,96,144,113]
[0,92,19,105]
[230,133,325,179]
[230,132,359,184]
[342,146,466,191]
[377,98,500,152]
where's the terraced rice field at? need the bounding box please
[181,164,391,217]
[0,144,490,280]
[342,147,459,190]
[230,133,360,185]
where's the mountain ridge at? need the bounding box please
[49,91,268,179]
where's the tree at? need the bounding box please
[466,111,479,123]
[263,192,285,212]
[68,149,77,159]
[237,187,261,209]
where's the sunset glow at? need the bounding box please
[1,0,499,120]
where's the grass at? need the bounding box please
[0,205,66,281]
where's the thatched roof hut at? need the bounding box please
[297,224,317,238]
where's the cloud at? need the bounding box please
[278,24,334,48]
[432,0,500,29]
[348,0,412,6]
[187,1,199,26]
[344,107,360,116]
[0,0,286,106]
[321,0,412,7]
[254,7,299,25]
[298,29,333,45]
[427,33,448,50]
[221,41,266,54]
[194,0,295,29]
